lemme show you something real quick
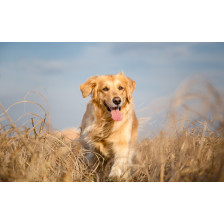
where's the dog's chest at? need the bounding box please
[81,117,125,141]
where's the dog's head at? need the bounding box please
[80,72,136,121]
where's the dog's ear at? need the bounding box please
[127,77,136,102]
[119,72,136,103]
[128,77,136,95]
[80,76,97,98]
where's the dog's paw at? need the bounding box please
[108,176,119,182]
[108,168,122,181]
[108,168,131,182]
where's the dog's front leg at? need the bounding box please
[109,143,133,181]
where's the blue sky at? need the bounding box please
[0,43,224,132]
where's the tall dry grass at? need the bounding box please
[0,78,224,181]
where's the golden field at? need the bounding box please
[0,78,224,182]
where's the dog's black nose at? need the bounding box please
[113,97,121,105]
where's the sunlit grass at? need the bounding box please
[0,78,224,182]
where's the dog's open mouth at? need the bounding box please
[104,102,122,121]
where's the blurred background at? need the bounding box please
[0,42,224,133]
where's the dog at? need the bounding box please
[79,72,138,180]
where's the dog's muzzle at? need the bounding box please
[103,101,122,121]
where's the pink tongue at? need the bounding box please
[111,109,122,121]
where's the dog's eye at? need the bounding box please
[118,86,123,90]
[103,87,109,91]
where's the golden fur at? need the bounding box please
[79,72,138,180]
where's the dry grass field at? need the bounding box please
[0,78,224,182]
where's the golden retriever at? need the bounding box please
[79,72,138,180]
